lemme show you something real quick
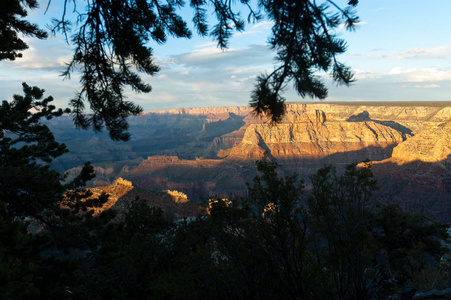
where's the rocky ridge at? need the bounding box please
[222,102,451,164]
[227,115,406,161]
[151,106,252,118]
[65,177,201,220]
[392,122,451,163]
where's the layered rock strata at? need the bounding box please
[58,102,451,222]
[227,117,406,161]
[392,121,451,163]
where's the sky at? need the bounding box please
[1,0,451,111]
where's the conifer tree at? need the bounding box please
[0,0,47,61]
[0,83,94,219]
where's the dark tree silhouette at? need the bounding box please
[0,83,94,218]
[205,158,449,299]
[0,0,47,61]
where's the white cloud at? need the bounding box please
[195,42,218,49]
[352,69,382,80]
[168,44,273,69]
[371,46,451,61]
[390,46,451,60]
[251,21,273,29]
[8,37,72,71]
[4,47,69,71]
[388,67,451,82]
[234,21,274,38]
[414,84,440,88]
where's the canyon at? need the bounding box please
[49,102,451,223]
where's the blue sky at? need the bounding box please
[2,0,451,111]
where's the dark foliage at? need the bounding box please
[0,156,449,299]
[202,158,449,299]
[0,83,69,217]
[0,0,47,61]
[0,83,94,218]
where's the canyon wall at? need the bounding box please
[151,106,252,118]
[222,102,451,163]
[53,102,451,223]
[125,102,451,223]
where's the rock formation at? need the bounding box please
[51,101,451,223]
[63,177,201,220]
[151,106,252,118]
[123,102,451,222]
[227,116,405,161]
[392,121,451,163]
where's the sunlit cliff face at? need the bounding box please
[391,122,451,164]
[225,103,451,164]
[228,120,405,161]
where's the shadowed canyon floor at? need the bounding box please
[49,102,451,223]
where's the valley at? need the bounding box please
[49,102,451,223]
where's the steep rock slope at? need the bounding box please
[392,121,451,163]
[227,112,406,161]
[222,102,451,162]
[64,177,201,220]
